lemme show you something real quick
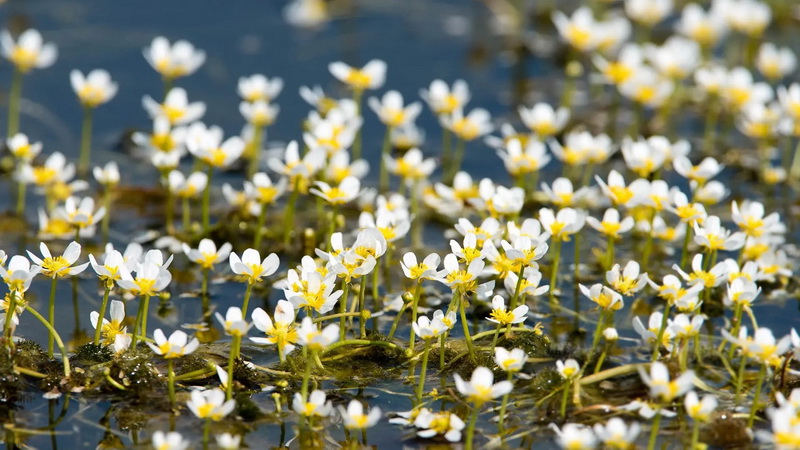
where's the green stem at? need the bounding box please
[248,124,265,179]
[202,164,214,234]
[78,107,93,175]
[182,196,190,231]
[652,303,672,361]
[416,340,431,405]
[301,348,313,402]
[605,235,615,270]
[647,408,662,450]
[590,310,606,357]
[47,277,57,358]
[226,335,240,400]
[458,292,476,362]
[748,364,766,428]
[408,282,422,351]
[352,89,363,160]
[7,68,22,137]
[167,358,176,409]
[241,283,253,317]
[386,300,408,340]
[498,371,514,433]
[690,419,701,449]
[15,161,26,217]
[283,178,300,245]
[410,180,421,248]
[441,126,452,168]
[140,294,151,340]
[4,290,17,339]
[203,417,210,449]
[549,239,562,302]
[465,406,479,450]
[93,285,111,345]
[339,280,349,342]
[560,382,570,417]
[573,233,581,281]
[446,139,466,184]
[24,305,70,377]
[680,226,693,270]
[735,352,747,405]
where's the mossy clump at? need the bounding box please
[109,351,162,400]
[14,339,51,370]
[495,329,551,358]
[232,358,272,389]
[704,410,751,448]
[440,347,497,379]
[72,343,113,366]
[0,339,23,409]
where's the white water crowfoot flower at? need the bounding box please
[414,409,465,442]
[420,79,470,115]
[90,300,127,346]
[215,433,241,450]
[309,176,360,205]
[183,239,232,270]
[151,431,189,450]
[339,399,381,430]
[580,284,623,311]
[1,29,58,73]
[28,241,88,279]
[143,88,206,126]
[144,36,205,81]
[238,74,283,103]
[6,133,42,163]
[0,255,40,293]
[250,301,298,360]
[639,362,695,403]
[593,417,640,449]
[400,252,440,280]
[550,423,597,450]
[297,317,339,351]
[605,261,648,296]
[495,347,527,373]
[70,69,117,108]
[148,329,199,359]
[518,102,568,137]
[229,249,280,285]
[368,90,421,128]
[187,388,235,421]
[329,59,387,92]
[486,295,528,326]
[693,215,746,252]
[455,366,513,405]
[215,307,252,337]
[293,389,332,418]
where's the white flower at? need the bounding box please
[296,317,338,351]
[441,108,493,141]
[552,6,601,52]
[151,431,189,450]
[143,88,206,125]
[693,215,746,251]
[639,362,694,402]
[240,100,279,127]
[6,133,42,162]
[368,90,422,128]
[675,3,728,47]
[215,307,252,337]
[400,252,440,280]
[556,359,581,379]
[117,261,172,296]
[70,69,118,108]
[229,249,280,285]
[168,170,207,198]
[1,255,40,292]
[185,122,244,168]
[412,315,447,340]
[419,79,470,115]
[606,261,648,296]
[587,208,634,238]
[0,28,57,72]
[486,295,528,326]
[625,0,672,25]
[309,176,360,205]
[329,59,386,91]
[187,388,235,421]
[238,74,283,102]
[644,36,700,80]
[497,138,552,177]
[93,161,120,186]
[495,347,527,372]
[147,329,199,359]
[518,103,569,137]
[339,400,381,429]
[90,300,127,346]
[539,208,586,241]
[215,433,241,450]
[293,389,333,418]
[28,241,89,279]
[579,283,624,311]
[183,239,232,270]
[251,301,298,356]
[593,417,640,449]
[757,43,797,80]
[454,366,513,404]
[685,391,717,422]
[550,423,597,450]
[384,148,436,181]
[414,409,465,442]
[144,36,205,79]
